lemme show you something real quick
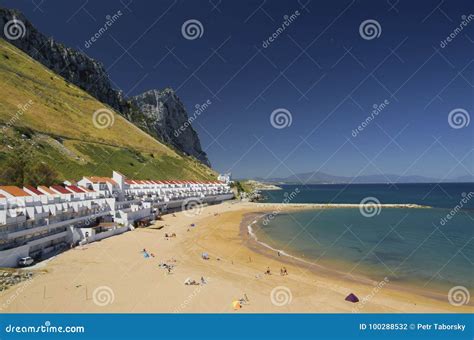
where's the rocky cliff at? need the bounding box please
[0,7,211,167]
[131,89,210,167]
[0,7,126,112]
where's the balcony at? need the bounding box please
[4,208,111,240]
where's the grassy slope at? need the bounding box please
[0,38,215,181]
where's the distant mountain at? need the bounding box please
[453,174,474,183]
[253,171,473,184]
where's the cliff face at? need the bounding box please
[0,7,211,167]
[131,89,210,167]
[0,8,126,112]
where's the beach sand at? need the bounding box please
[0,201,472,313]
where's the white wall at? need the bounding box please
[0,244,30,267]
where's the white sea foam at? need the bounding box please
[247,216,317,267]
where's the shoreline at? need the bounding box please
[239,209,465,306]
[0,201,471,313]
[254,202,432,209]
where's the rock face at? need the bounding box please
[131,89,210,167]
[0,7,211,167]
[0,7,126,112]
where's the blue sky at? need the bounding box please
[2,0,473,180]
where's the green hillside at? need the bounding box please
[0,38,215,183]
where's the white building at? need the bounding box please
[218,173,232,184]
[0,171,233,267]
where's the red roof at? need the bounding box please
[79,186,94,193]
[38,186,56,195]
[24,186,44,196]
[0,186,30,197]
[51,185,71,194]
[86,177,118,185]
[66,185,85,193]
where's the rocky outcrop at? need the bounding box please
[131,89,210,167]
[0,7,126,112]
[0,270,34,291]
[0,7,211,167]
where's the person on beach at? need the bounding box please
[264,267,271,275]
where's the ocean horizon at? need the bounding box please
[256,183,474,293]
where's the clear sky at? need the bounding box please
[3,0,473,180]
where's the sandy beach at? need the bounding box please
[0,201,471,313]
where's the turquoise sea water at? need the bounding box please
[256,183,474,292]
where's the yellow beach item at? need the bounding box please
[232,300,241,310]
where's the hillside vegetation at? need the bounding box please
[0,38,215,182]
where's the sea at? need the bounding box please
[255,183,474,293]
